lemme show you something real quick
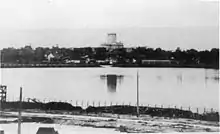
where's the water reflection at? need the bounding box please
[100,74,124,92]
[205,76,219,83]
[177,74,182,84]
[205,70,219,84]
[156,75,162,81]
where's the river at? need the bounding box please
[1,67,219,112]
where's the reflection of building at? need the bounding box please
[107,75,117,92]
[100,74,124,93]
[101,33,124,51]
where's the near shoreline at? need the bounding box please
[1,101,219,122]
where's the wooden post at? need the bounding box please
[18,87,22,134]
[81,100,84,107]
[136,70,140,117]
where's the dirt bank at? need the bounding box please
[1,102,219,122]
[0,111,219,133]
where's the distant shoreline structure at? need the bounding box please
[0,33,219,69]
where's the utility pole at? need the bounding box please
[136,70,140,117]
[18,87,22,134]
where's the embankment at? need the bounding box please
[1,101,219,122]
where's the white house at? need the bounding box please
[46,53,55,61]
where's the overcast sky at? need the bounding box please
[0,0,219,49]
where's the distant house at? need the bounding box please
[36,127,58,134]
[125,47,133,53]
[65,59,81,64]
[46,53,55,61]
[96,60,106,64]
[141,60,179,65]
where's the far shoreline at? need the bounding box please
[0,63,219,69]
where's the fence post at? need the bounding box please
[161,105,163,108]
[104,101,106,107]
[189,106,191,111]
[76,100,78,106]
[110,101,112,106]
[93,101,95,107]
[174,105,176,109]
[81,100,84,107]
[129,102,131,106]
[211,108,213,113]
[204,108,206,113]
[180,106,182,110]
[155,104,157,108]
[87,101,89,107]
[197,108,199,114]
[98,101,100,107]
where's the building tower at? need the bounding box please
[101,33,124,51]
[107,33,117,44]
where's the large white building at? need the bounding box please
[101,33,124,51]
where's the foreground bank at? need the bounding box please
[1,101,219,122]
[0,110,219,133]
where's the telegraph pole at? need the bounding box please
[18,87,22,134]
[136,70,140,117]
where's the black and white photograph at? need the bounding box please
[0,0,219,133]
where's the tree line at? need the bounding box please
[0,45,219,69]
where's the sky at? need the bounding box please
[0,0,219,50]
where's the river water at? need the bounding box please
[1,67,219,112]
